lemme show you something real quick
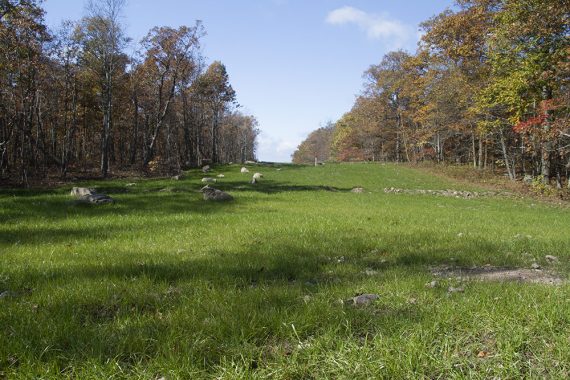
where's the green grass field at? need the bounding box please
[1,163,569,379]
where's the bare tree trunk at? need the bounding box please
[541,141,552,185]
[211,109,219,163]
[540,85,555,184]
[181,93,192,165]
[499,129,514,180]
[478,135,484,169]
[471,130,477,168]
[402,131,410,162]
[143,76,176,167]
[101,71,112,177]
[395,109,402,162]
[62,80,78,176]
[436,132,441,163]
[130,95,138,164]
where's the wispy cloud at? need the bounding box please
[326,6,414,49]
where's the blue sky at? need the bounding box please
[43,0,454,162]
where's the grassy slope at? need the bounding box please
[1,163,569,379]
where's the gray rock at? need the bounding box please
[200,186,233,201]
[531,263,541,270]
[364,268,378,276]
[201,177,217,183]
[0,290,17,299]
[351,187,364,193]
[70,187,96,197]
[202,165,210,173]
[447,286,465,293]
[71,187,114,204]
[345,293,380,306]
[81,193,114,204]
[545,255,558,263]
[426,280,438,288]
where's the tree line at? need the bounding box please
[1,0,259,185]
[293,0,569,187]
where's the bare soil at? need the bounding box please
[431,265,565,285]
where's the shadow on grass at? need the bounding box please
[220,179,352,194]
[0,178,355,225]
[0,187,248,226]
[0,229,534,375]
[0,243,424,369]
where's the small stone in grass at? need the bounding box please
[0,290,17,299]
[364,268,378,276]
[531,262,541,270]
[545,255,558,263]
[448,286,464,293]
[477,351,490,358]
[344,293,380,306]
[426,280,438,288]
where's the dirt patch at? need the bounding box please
[431,266,565,285]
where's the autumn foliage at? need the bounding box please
[0,0,259,185]
[293,0,569,186]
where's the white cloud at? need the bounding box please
[326,6,414,49]
[257,133,302,163]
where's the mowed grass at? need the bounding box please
[1,163,569,379]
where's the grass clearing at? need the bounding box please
[1,163,569,378]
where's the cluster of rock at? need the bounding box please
[383,187,498,199]
[69,163,269,204]
[70,187,114,205]
[198,165,265,201]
